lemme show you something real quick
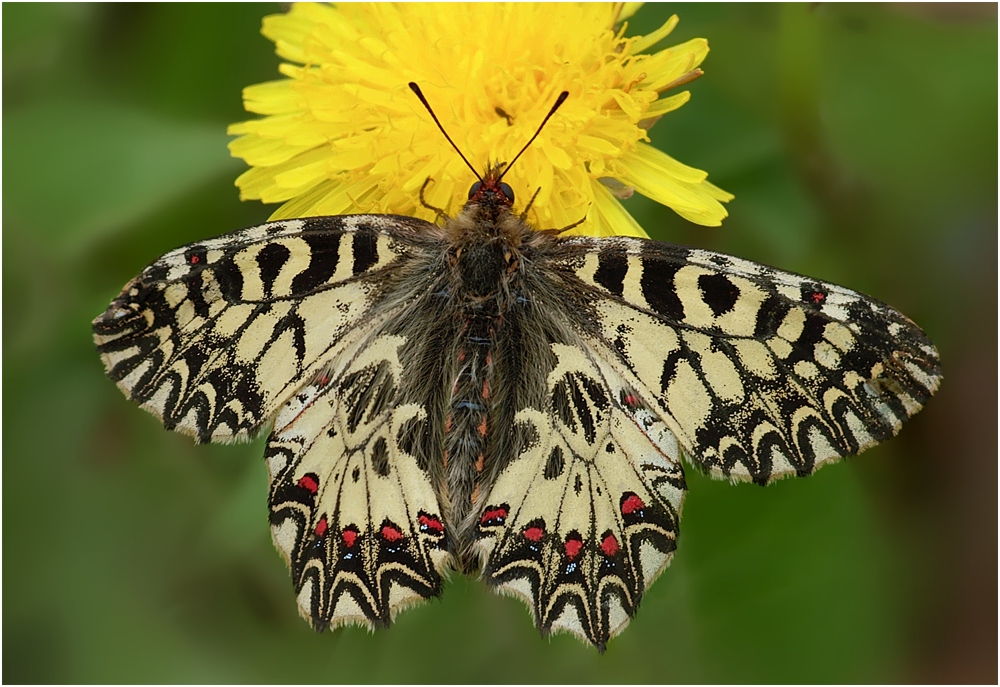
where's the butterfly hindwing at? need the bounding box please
[475,340,685,649]
[93,215,436,443]
[266,326,452,631]
[560,237,942,485]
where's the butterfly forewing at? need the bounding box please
[557,237,941,485]
[93,215,437,443]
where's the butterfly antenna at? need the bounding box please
[408,82,483,183]
[497,90,569,183]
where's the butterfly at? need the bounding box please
[92,84,940,651]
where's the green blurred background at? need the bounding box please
[3,3,996,683]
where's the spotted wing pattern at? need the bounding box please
[561,237,942,485]
[93,215,434,443]
[474,342,686,649]
[266,331,450,631]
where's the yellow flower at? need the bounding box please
[228,3,733,237]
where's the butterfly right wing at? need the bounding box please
[473,338,686,650]
[93,215,440,443]
[559,236,942,485]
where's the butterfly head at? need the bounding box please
[462,163,516,224]
[467,169,515,208]
[408,82,568,232]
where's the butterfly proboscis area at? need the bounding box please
[93,86,940,651]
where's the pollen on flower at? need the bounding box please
[228,3,733,237]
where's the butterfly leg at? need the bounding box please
[419,177,450,224]
[519,186,542,221]
[556,215,589,234]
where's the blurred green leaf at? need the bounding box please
[2,3,94,86]
[3,99,238,259]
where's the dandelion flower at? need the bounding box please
[228,3,733,237]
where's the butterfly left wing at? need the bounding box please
[266,327,452,631]
[473,340,686,650]
[92,215,437,443]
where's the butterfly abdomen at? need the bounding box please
[443,310,497,568]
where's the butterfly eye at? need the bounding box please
[499,182,515,203]
[467,181,483,199]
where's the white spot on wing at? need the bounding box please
[296,578,315,617]
[549,602,586,638]
[273,518,300,558]
[638,542,670,588]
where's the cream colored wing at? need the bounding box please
[473,341,685,650]
[266,329,451,631]
[93,215,437,443]
[558,236,942,485]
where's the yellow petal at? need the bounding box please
[642,38,710,91]
[228,133,313,167]
[628,15,679,55]
[589,180,648,237]
[644,92,690,118]
[622,144,708,184]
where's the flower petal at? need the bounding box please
[230,4,731,234]
[627,15,679,55]
[589,179,648,237]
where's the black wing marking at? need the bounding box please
[474,341,685,650]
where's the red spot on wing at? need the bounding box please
[600,533,620,557]
[314,516,328,537]
[523,526,545,542]
[624,394,639,407]
[297,474,319,494]
[341,527,358,547]
[480,505,508,526]
[418,513,444,534]
[564,536,584,561]
[189,255,200,264]
[621,493,645,515]
[482,378,491,399]
[381,524,404,542]
[811,291,826,304]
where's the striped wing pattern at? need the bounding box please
[265,331,450,631]
[94,216,940,649]
[560,237,941,485]
[93,215,431,443]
